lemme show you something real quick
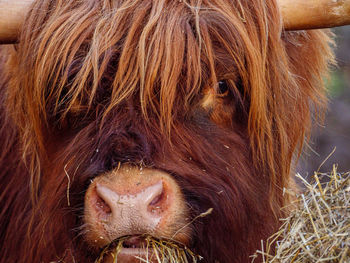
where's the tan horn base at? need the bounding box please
[1,0,350,44]
[0,0,33,44]
[280,0,350,30]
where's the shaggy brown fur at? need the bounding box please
[0,0,333,262]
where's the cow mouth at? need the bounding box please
[96,235,202,263]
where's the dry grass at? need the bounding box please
[95,235,202,263]
[252,165,350,262]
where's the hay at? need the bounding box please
[95,235,202,263]
[253,165,350,262]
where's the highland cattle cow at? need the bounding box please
[0,0,349,262]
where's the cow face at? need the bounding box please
[0,0,334,262]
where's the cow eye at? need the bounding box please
[217,80,229,95]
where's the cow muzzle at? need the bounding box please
[84,165,191,262]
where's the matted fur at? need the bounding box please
[0,0,333,262]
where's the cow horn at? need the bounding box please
[0,0,350,44]
[280,0,350,30]
[0,0,33,44]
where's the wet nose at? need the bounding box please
[84,166,189,248]
[95,181,164,235]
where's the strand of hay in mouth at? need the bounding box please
[95,235,203,263]
[252,165,350,262]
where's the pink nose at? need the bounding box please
[84,166,189,248]
[95,181,164,236]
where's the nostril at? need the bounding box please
[146,182,167,215]
[149,190,164,207]
[95,189,112,215]
[94,183,112,218]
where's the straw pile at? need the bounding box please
[95,235,202,263]
[253,165,350,262]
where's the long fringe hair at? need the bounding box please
[0,0,333,262]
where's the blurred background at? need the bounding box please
[298,26,350,177]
